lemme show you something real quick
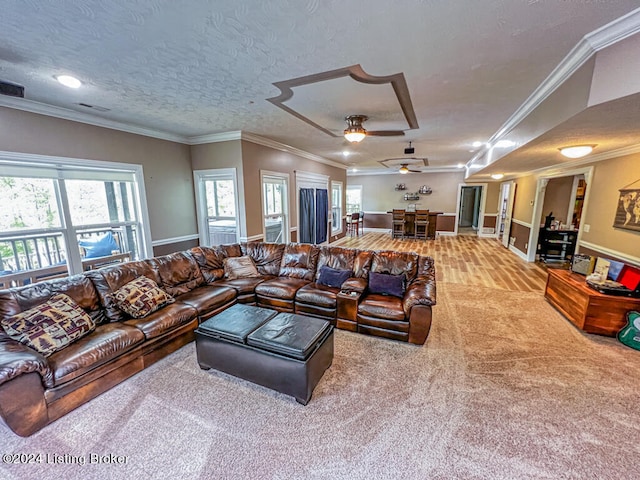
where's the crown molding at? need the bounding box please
[239,132,347,170]
[348,167,464,177]
[0,95,188,143]
[468,8,640,169]
[186,131,242,144]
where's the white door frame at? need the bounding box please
[455,183,488,236]
[193,168,241,246]
[260,170,290,243]
[527,166,594,262]
[499,181,516,248]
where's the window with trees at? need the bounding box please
[0,154,152,286]
[346,185,363,214]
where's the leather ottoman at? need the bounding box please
[195,304,334,405]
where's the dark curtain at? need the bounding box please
[315,188,328,244]
[299,188,315,244]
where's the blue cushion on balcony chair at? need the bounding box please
[79,233,119,259]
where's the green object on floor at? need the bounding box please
[617,311,640,351]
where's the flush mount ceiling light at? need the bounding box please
[491,173,505,180]
[558,145,596,158]
[344,115,367,143]
[55,75,82,88]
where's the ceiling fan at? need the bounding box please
[398,163,423,174]
[343,115,405,142]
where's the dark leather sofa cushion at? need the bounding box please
[371,251,419,284]
[86,261,161,323]
[0,274,107,326]
[278,244,319,280]
[295,283,339,309]
[48,323,145,386]
[315,246,357,280]
[188,246,229,283]
[214,276,273,295]
[242,242,285,276]
[0,334,54,388]
[124,302,198,339]
[358,293,406,321]
[150,252,204,297]
[255,278,310,300]
[174,285,236,315]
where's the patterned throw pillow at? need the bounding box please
[223,256,260,280]
[112,276,174,318]
[1,293,95,357]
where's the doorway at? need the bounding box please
[497,181,516,248]
[458,186,482,236]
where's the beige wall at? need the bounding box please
[484,182,501,214]
[512,174,538,224]
[349,171,465,213]
[240,141,347,240]
[541,176,574,226]
[580,152,640,260]
[0,108,195,242]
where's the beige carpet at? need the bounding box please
[2,283,640,480]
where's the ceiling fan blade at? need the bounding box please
[367,130,405,136]
[408,169,422,173]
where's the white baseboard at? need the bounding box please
[509,244,530,262]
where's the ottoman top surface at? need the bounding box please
[197,304,278,343]
[247,313,332,360]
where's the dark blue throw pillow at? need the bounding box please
[317,266,351,288]
[79,232,119,259]
[368,272,405,298]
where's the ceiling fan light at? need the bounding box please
[344,128,366,143]
[399,166,409,174]
[559,145,595,158]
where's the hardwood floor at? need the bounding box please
[332,232,548,293]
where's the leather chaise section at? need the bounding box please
[48,323,145,386]
[358,293,406,321]
[174,285,236,316]
[124,302,198,339]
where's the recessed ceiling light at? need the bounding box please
[494,140,515,148]
[558,145,596,158]
[55,75,82,89]
[342,151,350,157]
[351,168,358,173]
[472,141,483,148]
[457,163,465,168]
[491,173,505,180]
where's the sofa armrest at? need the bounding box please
[402,276,436,315]
[341,277,367,293]
[0,336,53,389]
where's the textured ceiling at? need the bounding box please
[1,1,639,175]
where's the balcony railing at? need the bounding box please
[0,226,135,289]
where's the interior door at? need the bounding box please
[501,182,516,248]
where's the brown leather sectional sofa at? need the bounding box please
[0,241,436,436]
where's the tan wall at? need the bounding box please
[512,174,538,224]
[240,141,347,240]
[484,182,501,214]
[349,171,465,213]
[580,152,640,260]
[0,108,195,242]
[541,176,575,226]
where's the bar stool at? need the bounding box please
[414,209,430,241]
[392,209,406,239]
[347,212,360,236]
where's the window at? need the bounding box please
[0,154,152,286]
[331,181,343,235]
[261,172,289,243]
[346,185,362,214]
[194,169,239,246]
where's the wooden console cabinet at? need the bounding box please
[544,269,640,336]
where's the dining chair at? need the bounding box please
[347,212,360,236]
[414,210,430,241]
[392,209,406,239]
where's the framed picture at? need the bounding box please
[614,187,640,232]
